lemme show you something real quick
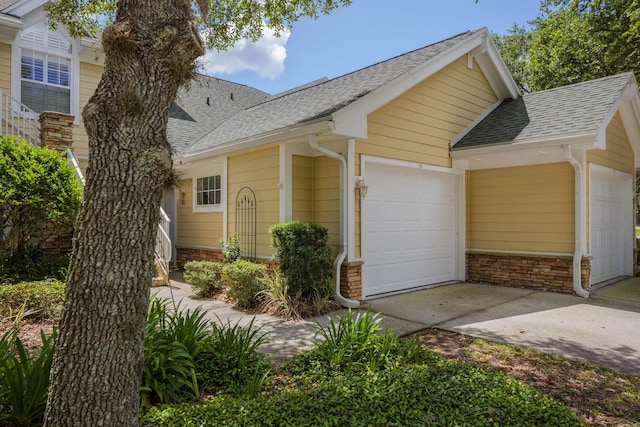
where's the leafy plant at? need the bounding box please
[222,260,267,309]
[141,298,210,406]
[0,135,81,264]
[0,245,70,284]
[194,318,272,397]
[258,271,303,320]
[219,233,242,262]
[0,280,65,322]
[269,221,333,300]
[182,260,223,297]
[0,328,57,427]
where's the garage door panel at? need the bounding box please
[362,161,459,298]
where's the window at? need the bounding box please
[13,25,75,116]
[196,175,221,207]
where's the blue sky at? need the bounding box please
[201,0,542,95]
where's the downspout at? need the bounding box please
[564,145,590,298]
[308,134,360,308]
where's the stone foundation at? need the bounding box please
[340,260,364,300]
[466,251,591,295]
[176,245,224,269]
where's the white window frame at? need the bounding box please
[192,161,226,213]
[11,20,80,123]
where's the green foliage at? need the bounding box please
[269,221,333,300]
[0,280,66,322]
[0,136,82,263]
[258,271,303,320]
[0,328,57,427]
[222,260,267,309]
[194,318,271,397]
[219,233,242,262]
[286,310,437,378]
[0,244,70,284]
[141,362,583,427]
[182,261,223,297]
[141,298,210,406]
[494,0,640,91]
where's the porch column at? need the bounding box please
[38,111,75,151]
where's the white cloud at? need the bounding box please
[200,27,290,79]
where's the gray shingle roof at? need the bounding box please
[453,73,635,150]
[0,0,20,12]
[168,74,269,153]
[185,29,483,155]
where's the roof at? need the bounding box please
[185,29,484,155]
[453,73,635,150]
[0,0,20,11]
[167,74,269,153]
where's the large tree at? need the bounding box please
[495,0,640,91]
[42,1,350,425]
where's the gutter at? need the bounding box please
[563,145,590,298]
[307,134,360,308]
[0,13,22,29]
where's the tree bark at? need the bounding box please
[43,1,203,425]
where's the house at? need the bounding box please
[2,1,639,304]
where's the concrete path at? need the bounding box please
[367,279,640,377]
[154,272,640,376]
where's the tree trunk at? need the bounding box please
[43,1,203,425]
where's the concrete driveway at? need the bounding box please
[366,279,640,377]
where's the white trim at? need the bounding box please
[4,0,47,16]
[222,156,228,240]
[588,162,634,178]
[466,248,574,257]
[360,154,465,177]
[594,74,639,150]
[347,139,356,260]
[192,173,224,213]
[279,144,292,223]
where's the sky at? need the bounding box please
[200,0,542,95]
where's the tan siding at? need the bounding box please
[227,147,280,257]
[176,178,224,247]
[587,112,634,173]
[292,155,313,222]
[467,163,575,253]
[355,55,499,259]
[0,43,10,93]
[312,156,340,250]
[72,62,103,163]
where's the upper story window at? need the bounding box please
[12,24,76,117]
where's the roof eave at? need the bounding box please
[0,12,22,29]
[179,119,334,163]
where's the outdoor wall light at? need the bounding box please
[355,176,368,199]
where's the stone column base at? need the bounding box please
[176,246,224,269]
[340,260,364,301]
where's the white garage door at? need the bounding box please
[361,161,459,298]
[589,167,633,285]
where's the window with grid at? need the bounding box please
[17,27,72,114]
[196,175,221,206]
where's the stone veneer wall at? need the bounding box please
[340,261,363,300]
[466,251,591,295]
[39,112,76,256]
[176,246,224,269]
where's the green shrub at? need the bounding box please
[269,221,333,300]
[219,233,242,262]
[0,135,81,264]
[141,298,210,406]
[183,261,223,297]
[222,260,266,309]
[0,280,65,322]
[194,318,271,397]
[0,244,70,284]
[0,328,57,427]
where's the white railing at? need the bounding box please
[0,89,39,146]
[67,149,85,186]
[156,207,172,276]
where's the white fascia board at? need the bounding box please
[452,131,597,157]
[332,30,495,138]
[619,96,640,169]
[0,13,22,29]
[594,74,638,150]
[182,120,334,162]
[4,0,46,16]
[474,38,521,100]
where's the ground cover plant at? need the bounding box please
[141,311,586,426]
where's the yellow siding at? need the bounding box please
[357,56,498,168]
[72,62,103,163]
[292,155,313,222]
[176,178,224,247]
[354,55,499,257]
[227,147,280,257]
[312,156,340,250]
[587,112,634,173]
[0,43,10,93]
[467,163,575,253]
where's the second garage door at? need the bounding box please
[361,160,460,298]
